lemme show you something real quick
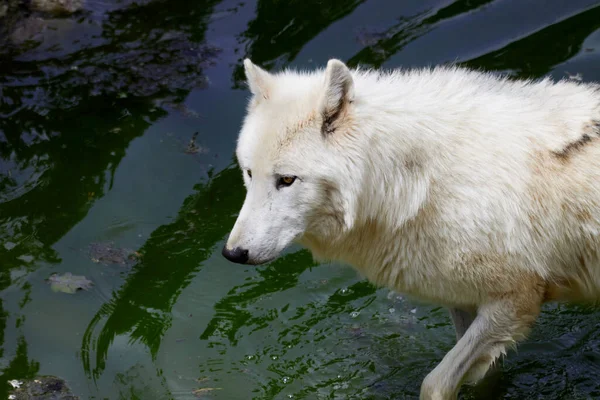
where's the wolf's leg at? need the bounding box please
[421,292,543,400]
[448,306,503,390]
[448,308,475,340]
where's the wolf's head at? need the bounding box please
[222,59,360,265]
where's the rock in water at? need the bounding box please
[29,0,84,16]
[87,241,140,266]
[46,273,93,294]
[9,376,78,399]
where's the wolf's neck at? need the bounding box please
[302,69,472,264]
[348,108,439,234]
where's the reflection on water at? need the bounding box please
[82,163,243,380]
[2,0,600,398]
[348,0,495,68]
[232,0,365,87]
[464,4,600,78]
[0,0,221,274]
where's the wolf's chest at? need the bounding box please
[336,238,494,307]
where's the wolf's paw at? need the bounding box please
[420,374,457,400]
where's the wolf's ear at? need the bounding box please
[321,59,354,135]
[244,58,273,100]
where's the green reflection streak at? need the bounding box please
[463,4,600,78]
[232,0,365,86]
[347,0,495,68]
[81,163,244,379]
[201,250,318,345]
[259,281,377,400]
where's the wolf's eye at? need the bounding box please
[247,170,252,179]
[278,176,296,187]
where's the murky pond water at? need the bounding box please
[2,1,600,399]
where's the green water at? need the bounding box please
[2,1,600,399]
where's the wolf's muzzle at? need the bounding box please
[222,246,249,264]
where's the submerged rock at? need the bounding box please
[46,272,93,294]
[88,241,140,266]
[9,376,78,399]
[0,0,83,49]
[9,16,46,44]
[29,0,84,16]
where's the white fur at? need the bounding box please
[225,59,600,399]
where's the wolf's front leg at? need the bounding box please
[421,292,543,400]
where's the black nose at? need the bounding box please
[222,246,249,264]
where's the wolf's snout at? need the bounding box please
[222,246,249,264]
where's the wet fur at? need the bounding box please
[226,59,600,399]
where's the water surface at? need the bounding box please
[2,0,600,398]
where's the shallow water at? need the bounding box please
[1,0,600,399]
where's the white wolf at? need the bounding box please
[222,58,600,399]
